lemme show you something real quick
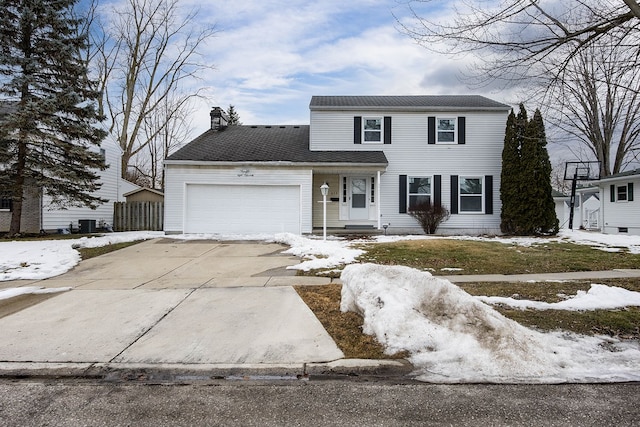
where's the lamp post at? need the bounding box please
[320,183,329,241]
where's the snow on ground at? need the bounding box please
[341,263,640,383]
[1,229,640,383]
[478,284,640,311]
[0,231,163,281]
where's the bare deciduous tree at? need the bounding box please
[92,0,216,180]
[400,0,640,176]
[401,0,640,85]
[541,42,640,177]
[142,91,195,189]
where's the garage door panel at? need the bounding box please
[185,184,300,234]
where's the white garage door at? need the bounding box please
[184,184,301,234]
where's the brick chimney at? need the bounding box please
[210,107,229,130]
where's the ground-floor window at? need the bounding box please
[459,177,483,212]
[408,177,431,208]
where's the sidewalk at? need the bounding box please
[442,269,640,283]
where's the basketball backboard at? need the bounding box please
[563,161,601,181]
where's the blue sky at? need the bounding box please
[171,0,516,134]
[87,0,522,135]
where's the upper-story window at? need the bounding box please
[428,116,465,144]
[437,118,456,143]
[363,117,382,143]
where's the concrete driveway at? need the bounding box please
[0,239,345,371]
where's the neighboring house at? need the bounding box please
[554,187,600,230]
[164,95,511,235]
[0,135,133,234]
[597,169,639,235]
[123,187,164,203]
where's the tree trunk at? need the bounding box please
[9,140,27,236]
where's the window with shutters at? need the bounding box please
[408,177,431,209]
[363,117,382,143]
[459,177,483,213]
[617,185,628,201]
[437,117,456,143]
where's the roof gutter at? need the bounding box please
[309,106,511,112]
[163,160,389,168]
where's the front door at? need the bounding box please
[349,177,369,220]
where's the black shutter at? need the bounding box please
[428,116,436,144]
[384,116,392,144]
[450,175,459,214]
[610,185,616,202]
[354,116,362,144]
[434,175,441,206]
[485,175,493,214]
[458,116,466,144]
[629,183,634,201]
[399,175,407,213]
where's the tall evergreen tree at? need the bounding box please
[0,0,106,235]
[500,104,558,235]
[500,104,527,234]
[520,109,558,234]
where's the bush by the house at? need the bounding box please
[408,201,451,234]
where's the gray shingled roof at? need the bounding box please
[166,125,388,164]
[309,95,511,111]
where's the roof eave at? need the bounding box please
[164,160,388,168]
[309,105,511,112]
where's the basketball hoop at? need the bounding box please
[563,161,601,230]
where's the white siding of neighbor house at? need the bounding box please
[164,165,313,234]
[600,176,640,235]
[41,139,123,231]
[310,110,508,234]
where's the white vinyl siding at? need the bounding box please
[164,165,313,234]
[310,110,506,234]
[601,177,640,235]
[41,139,122,231]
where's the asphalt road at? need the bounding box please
[1,378,638,426]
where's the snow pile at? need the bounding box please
[0,286,71,301]
[340,263,640,383]
[478,284,640,311]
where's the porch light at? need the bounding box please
[320,183,329,240]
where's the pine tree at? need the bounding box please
[500,104,528,234]
[500,109,519,234]
[0,0,106,235]
[521,109,558,234]
[226,105,241,125]
[500,104,558,235]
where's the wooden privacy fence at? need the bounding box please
[113,201,164,231]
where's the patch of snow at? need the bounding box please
[440,267,463,271]
[0,286,71,301]
[477,284,640,311]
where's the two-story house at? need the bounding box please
[163,96,511,235]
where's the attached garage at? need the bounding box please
[184,184,301,234]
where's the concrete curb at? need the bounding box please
[0,359,414,382]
